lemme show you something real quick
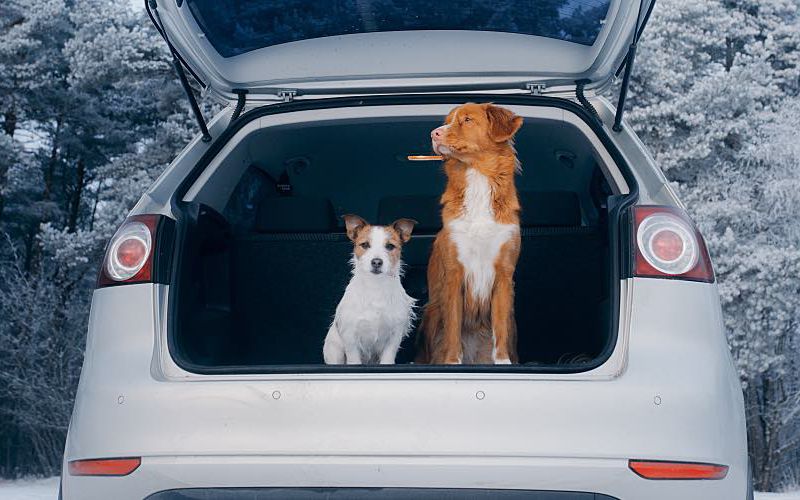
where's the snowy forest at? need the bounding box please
[1,0,799,492]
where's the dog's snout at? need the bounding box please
[371,258,383,270]
[431,126,444,140]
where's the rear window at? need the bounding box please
[186,0,612,58]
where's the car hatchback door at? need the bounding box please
[148,0,653,102]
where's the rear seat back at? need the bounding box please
[514,192,608,362]
[234,197,349,364]
[255,196,337,233]
[519,191,582,227]
[232,191,607,365]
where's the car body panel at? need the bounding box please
[151,0,652,101]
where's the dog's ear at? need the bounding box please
[391,218,418,243]
[343,214,368,241]
[485,104,523,143]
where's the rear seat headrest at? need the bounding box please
[256,197,336,233]
[378,195,442,233]
[519,191,582,227]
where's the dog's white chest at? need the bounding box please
[448,168,517,302]
[334,277,414,358]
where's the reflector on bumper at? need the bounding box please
[68,457,141,476]
[629,459,728,480]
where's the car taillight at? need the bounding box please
[632,206,714,283]
[629,459,729,480]
[68,457,141,476]
[97,215,161,288]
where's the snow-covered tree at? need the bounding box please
[0,0,194,477]
[627,0,800,490]
[0,0,70,138]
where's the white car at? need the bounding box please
[61,0,750,499]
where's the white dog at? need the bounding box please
[323,215,417,365]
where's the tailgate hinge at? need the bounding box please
[277,89,298,102]
[525,82,547,95]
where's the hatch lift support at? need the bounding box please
[146,0,212,142]
[612,0,656,132]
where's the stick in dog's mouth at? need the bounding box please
[407,155,443,161]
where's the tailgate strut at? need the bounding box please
[146,0,212,142]
[612,0,657,132]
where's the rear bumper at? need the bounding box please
[63,455,743,500]
[64,279,747,500]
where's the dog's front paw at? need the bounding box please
[441,356,462,365]
[493,357,512,365]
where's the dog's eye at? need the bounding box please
[385,243,396,251]
[360,242,370,249]
[463,116,472,123]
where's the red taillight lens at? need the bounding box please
[633,206,714,282]
[116,237,148,268]
[97,215,161,288]
[651,229,683,262]
[629,460,729,480]
[68,457,141,476]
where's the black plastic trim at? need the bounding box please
[166,94,639,375]
[153,216,176,285]
[145,487,621,500]
[575,79,600,123]
[230,89,248,122]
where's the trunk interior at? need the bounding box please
[171,108,621,370]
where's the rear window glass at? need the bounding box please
[186,0,612,58]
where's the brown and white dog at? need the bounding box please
[418,103,523,364]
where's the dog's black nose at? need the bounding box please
[371,258,383,270]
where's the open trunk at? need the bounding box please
[169,100,630,372]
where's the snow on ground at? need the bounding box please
[0,477,798,499]
[0,477,59,500]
